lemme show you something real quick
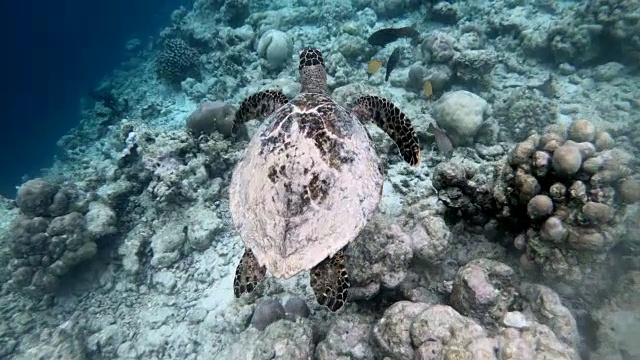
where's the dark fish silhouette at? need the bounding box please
[367,26,419,46]
[528,74,557,99]
[89,87,129,115]
[385,47,400,82]
[428,123,453,159]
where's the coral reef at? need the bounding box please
[3,0,640,359]
[13,321,87,360]
[372,298,577,359]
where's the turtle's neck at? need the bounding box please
[300,65,327,94]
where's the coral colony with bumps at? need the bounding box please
[1,0,640,359]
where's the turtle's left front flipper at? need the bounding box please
[233,90,289,134]
[351,95,421,166]
[310,248,349,312]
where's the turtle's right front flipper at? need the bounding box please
[233,90,289,134]
[351,95,421,166]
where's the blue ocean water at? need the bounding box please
[0,0,192,197]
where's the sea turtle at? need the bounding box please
[229,48,420,312]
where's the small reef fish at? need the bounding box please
[367,26,420,46]
[428,123,453,159]
[528,74,557,99]
[367,59,382,76]
[423,80,434,99]
[385,47,400,82]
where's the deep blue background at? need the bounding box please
[0,0,191,198]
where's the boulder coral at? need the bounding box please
[8,178,117,298]
[256,29,292,70]
[432,90,487,146]
[434,118,638,295]
[186,100,239,137]
[496,119,638,286]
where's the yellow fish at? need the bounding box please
[423,80,434,99]
[367,59,382,75]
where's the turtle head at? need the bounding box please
[298,48,327,94]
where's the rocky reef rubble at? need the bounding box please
[107,120,247,281]
[12,320,87,360]
[215,258,580,359]
[591,270,640,359]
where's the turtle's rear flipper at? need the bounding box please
[233,249,266,297]
[233,90,289,134]
[351,95,421,166]
[310,248,349,312]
